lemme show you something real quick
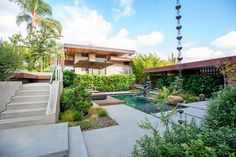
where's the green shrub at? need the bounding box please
[60,109,83,122]
[156,74,223,98]
[133,85,236,157]
[60,86,92,113]
[204,84,236,129]
[183,75,223,97]
[131,53,177,84]
[154,87,170,105]
[182,92,198,103]
[89,107,108,117]
[132,120,217,157]
[74,74,135,91]
[77,119,95,130]
[63,70,76,87]
[0,42,22,81]
[168,76,183,93]
[156,75,177,89]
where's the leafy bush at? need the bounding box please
[204,84,236,129]
[60,86,92,113]
[156,75,176,89]
[133,119,235,157]
[77,119,95,130]
[132,120,217,157]
[63,70,76,87]
[183,75,223,97]
[60,109,82,122]
[133,85,236,157]
[156,74,223,97]
[131,53,178,84]
[89,107,108,117]
[181,92,198,103]
[154,87,171,105]
[74,74,135,91]
[168,76,183,93]
[0,42,22,81]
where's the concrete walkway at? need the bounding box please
[83,101,208,157]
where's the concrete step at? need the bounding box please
[68,126,89,157]
[16,90,49,96]
[20,85,49,90]
[0,115,45,130]
[0,123,69,157]
[12,95,49,102]
[1,107,46,119]
[7,101,47,110]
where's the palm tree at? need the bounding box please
[10,0,62,36]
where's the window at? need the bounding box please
[65,55,74,60]
[81,53,89,57]
[81,68,89,71]
[123,62,130,65]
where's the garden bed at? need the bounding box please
[82,116,118,131]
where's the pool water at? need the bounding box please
[112,94,183,114]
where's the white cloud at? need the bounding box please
[183,47,215,62]
[56,6,113,45]
[55,5,164,52]
[212,31,236,50]
[181,31,236,62]
[136,31,164,47]
[112,0,135,20]
[0,0,27,39]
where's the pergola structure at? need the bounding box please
[144,56,236,75]
[143,55,236,86]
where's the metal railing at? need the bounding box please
[47,63,63,114]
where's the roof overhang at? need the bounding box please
[108,56,131,62]
[143,55,236,73]
[14,72,51,80]
[64,43,135,56]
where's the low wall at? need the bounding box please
[0,81,22,112]
[45,81,62,124]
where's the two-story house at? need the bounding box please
[63,43,136,75]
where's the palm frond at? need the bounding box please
[36,0,52,16]
[16,12,32,26]
[26,22,33,33]
[39,18,62,35]
[9,0,28,10]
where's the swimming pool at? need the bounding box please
[112,94,185,114]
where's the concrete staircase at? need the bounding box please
[0,83,89,157]
[0,123,89,157]
[0,83,49,130]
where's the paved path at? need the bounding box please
[83,101,208,157]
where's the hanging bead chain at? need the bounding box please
[176,0,183,62]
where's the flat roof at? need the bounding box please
[14,72,51,79]
[143,55,236,73]
[64,43,136,56]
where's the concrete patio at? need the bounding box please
[83,101,208,157]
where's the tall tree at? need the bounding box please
[131,53,178,84]
[10,0,62,36]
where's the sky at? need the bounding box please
[0,0,236,62]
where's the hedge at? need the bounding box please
[63,70,77,87]
[183,75,223,97]
[74,74,136,92]
[155,74,224,97]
